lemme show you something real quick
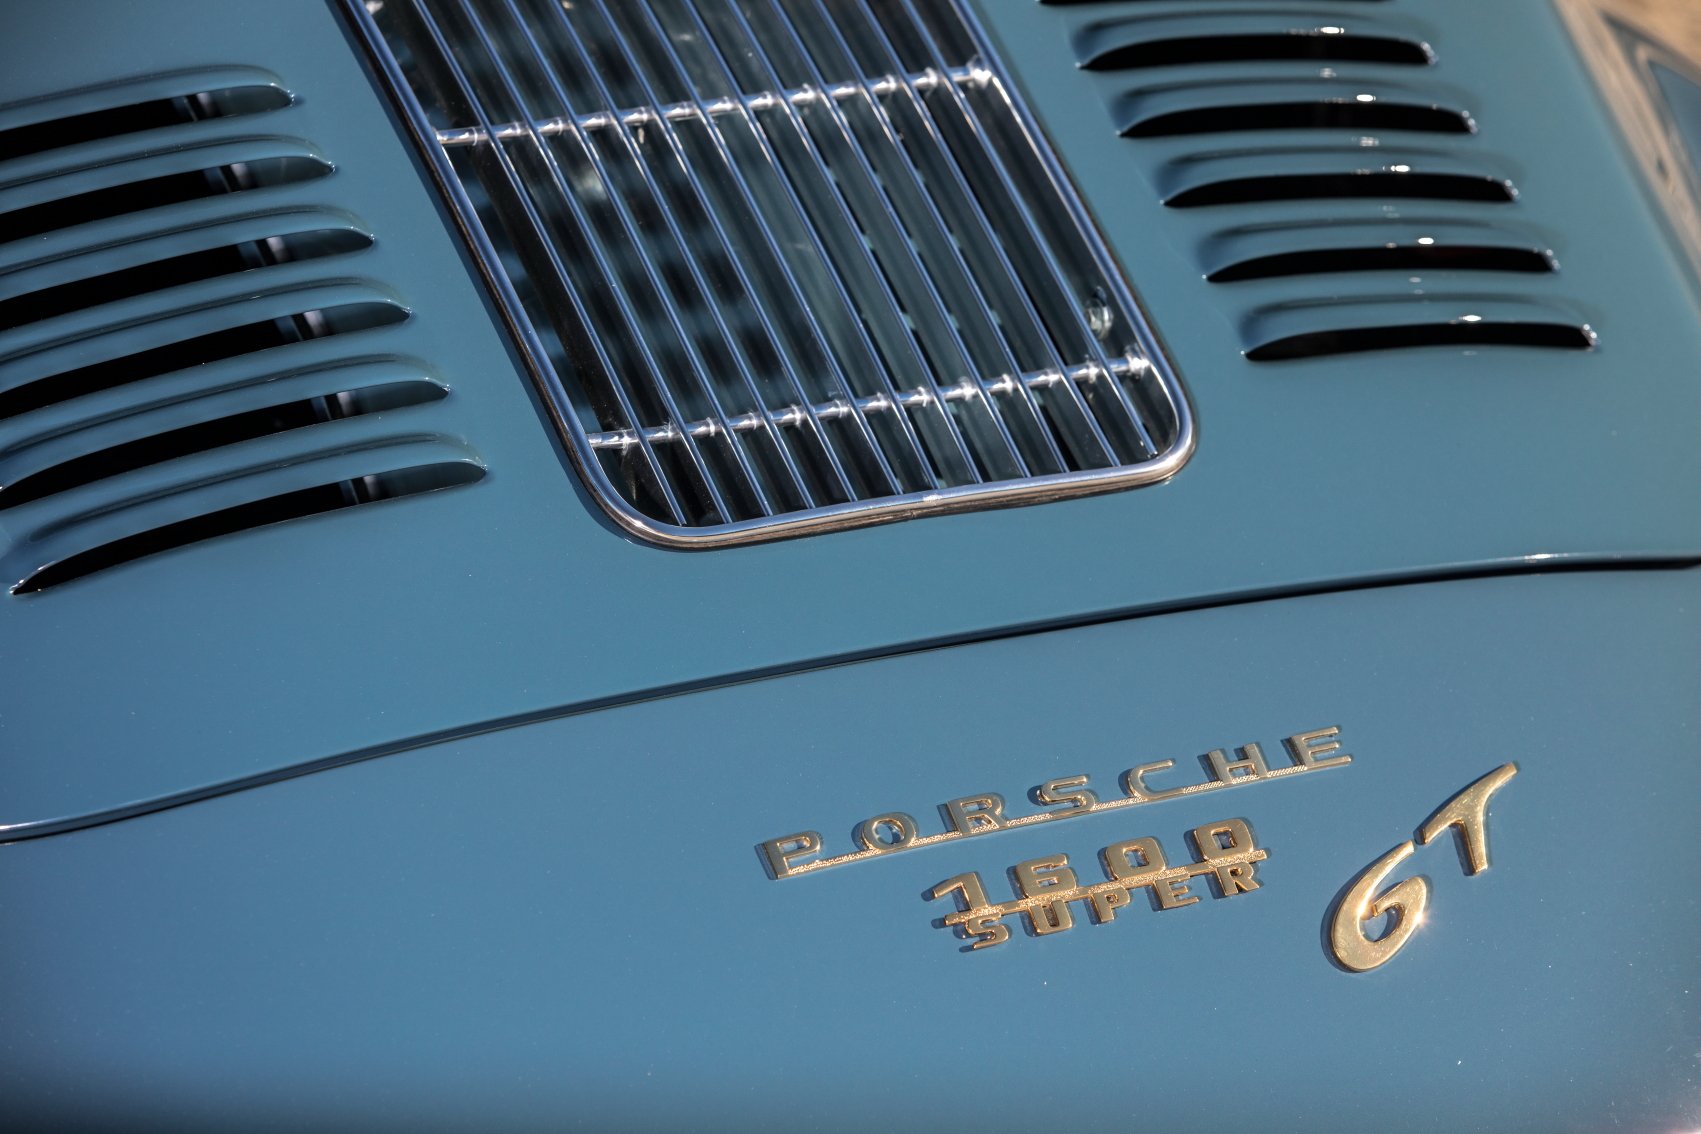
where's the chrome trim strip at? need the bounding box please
[584,357,1150,452]
[434,64,990,146]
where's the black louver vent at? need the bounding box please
[1081,29,1433,70]
[0,68,484,593]
[1046,0,1595,359]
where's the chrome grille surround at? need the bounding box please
[345,0,1193,545]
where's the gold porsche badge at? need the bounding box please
[758,725,1349,879]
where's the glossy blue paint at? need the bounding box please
[3,569,1698,1130]
[3,3,1701,1125]
[0,0,1698,831]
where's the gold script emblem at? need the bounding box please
[928,818,1267,950]
[1329,763,1519,973]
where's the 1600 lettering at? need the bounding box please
[929,818,1267,950]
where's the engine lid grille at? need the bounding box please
[350,0,1193,545]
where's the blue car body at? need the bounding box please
[1,0,1698,1129]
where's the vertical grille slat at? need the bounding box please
[460,0,777,522]
[645,0,975,492]
[520,0,813,515]
[815,0,1087,473]
[827,0,1122,472]
[761,0,1068,480]
[440,0,742,524]
[600,0,895,504]
[893,0,1159,464]
[530,1,816,513]
[700,0,1033,484]
[351,0,1193,544]
[400,0,691,524]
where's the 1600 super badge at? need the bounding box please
[930,816,1268,950]
[758,726,1519,972]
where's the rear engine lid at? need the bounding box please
[2,0,1700,832]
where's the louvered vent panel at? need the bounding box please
[352,0,1192,545]
[1045,0,1596,359]
[0,69,484,593]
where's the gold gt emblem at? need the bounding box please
[1328,764,1519,973]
